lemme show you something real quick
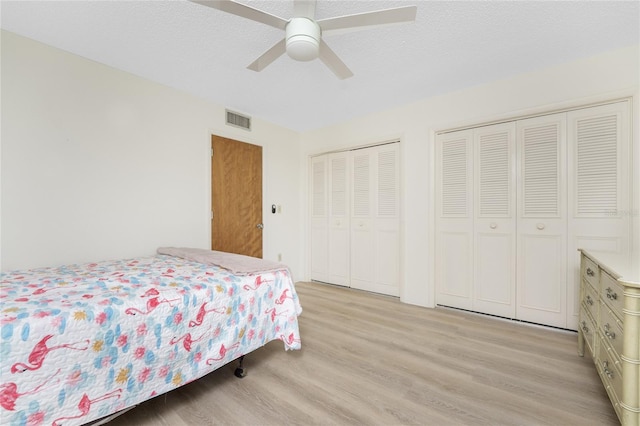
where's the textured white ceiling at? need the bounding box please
[1,0,638,132]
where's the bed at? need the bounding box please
[0,248,302,426]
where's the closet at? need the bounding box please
[435,101,631,329]
[310,142,400,296]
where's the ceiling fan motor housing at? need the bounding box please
[286,17,320,61]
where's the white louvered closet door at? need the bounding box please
[310,155,329,283]
[328,153,350,286]
[516,113,567,327]
[435,130,474,309]
[350,143,400,296]
[567,101,630,329]
[473,123,517,318]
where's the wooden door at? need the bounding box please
[211,135,263,258]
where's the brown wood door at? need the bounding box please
[211,135,263,258]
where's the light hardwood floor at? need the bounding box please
[107,281,617,425]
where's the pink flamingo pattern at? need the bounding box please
[11,335,90,373]
[125,288,180,316]
[243,275,272,291]
[275,289,293,305]
[188,302,226,327]
[1,254,301,425]
[0,369,60,410]
[170,327,211,352]
[205,342,241,365]
[265,307,289,323]
[52,389,122,425]
[279,333,301,348]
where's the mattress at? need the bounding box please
[0,253,302,426]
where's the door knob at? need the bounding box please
[256,223,264,229]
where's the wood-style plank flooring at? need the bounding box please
[107,282,617,425]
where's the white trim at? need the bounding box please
[434,89,637,134]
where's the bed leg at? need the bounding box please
[234,355,246,378]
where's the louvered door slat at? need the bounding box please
[441,138,468,217]
[331,156,347,216]
[478,131,510,217]
[522,123,559,216]
[312,159,326,217]
[353,154,370,217]
[378,148,397,217]
[576,114,618,216]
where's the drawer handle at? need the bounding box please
[602,361,614,380]
[606,287,618,300]
[581,321,589,334]
[585,295,594,306]
[489,223,497,229]
[603,323,616,340]
[586,268,595,277]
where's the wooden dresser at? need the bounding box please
[578,249,640,424]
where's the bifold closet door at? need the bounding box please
[350,143,400,296]
[310,155,329,283]
[566,101,630,329]
[516,113,567,328]
[436,123,521,320]
[327,153,350,286]
[473,123,517,318]
[435,130,474,310]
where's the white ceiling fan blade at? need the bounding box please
[293,0,316,19]
[247,39,286,72]
[318,40,353,80]
[190,0,288,30]
[318,5,417,35]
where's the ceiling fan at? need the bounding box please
[190,0,417,79]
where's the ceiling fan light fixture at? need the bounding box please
[285,17,320,61]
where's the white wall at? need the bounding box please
[300,45,640,308]
[2,30,638,309]
[0,31,302,278]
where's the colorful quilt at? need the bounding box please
[0,254,302,426]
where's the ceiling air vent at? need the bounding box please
[226,109,251,131]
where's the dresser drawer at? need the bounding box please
[582,255,599,288]
[600,301,624,360]
[601,270,624,319]
[579,307,597,356]
[597,339,623,412]
[581,279,598,320]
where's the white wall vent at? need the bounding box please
[225,109,251,131]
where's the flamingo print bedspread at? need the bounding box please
[0,254,302,426]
